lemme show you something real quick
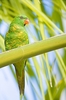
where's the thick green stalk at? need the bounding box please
[0,34,66,68]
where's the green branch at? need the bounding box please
[0,34,66,68]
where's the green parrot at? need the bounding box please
[5,15,29,95]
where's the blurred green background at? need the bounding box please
[0,0,66,100]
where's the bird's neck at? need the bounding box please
[9,23,23,32]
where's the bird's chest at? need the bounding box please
[8,31,26,48]
[5,25,29,50]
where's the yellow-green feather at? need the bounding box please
[5,18,29,95]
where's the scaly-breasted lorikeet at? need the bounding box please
[5,15,29,95]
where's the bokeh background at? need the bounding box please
[0,0,66,100]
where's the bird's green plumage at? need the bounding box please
[5,15,29,95]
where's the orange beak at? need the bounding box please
[24,19,29,25]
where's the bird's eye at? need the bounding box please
[20,16,23,19]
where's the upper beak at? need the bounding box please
[24,19,29,25]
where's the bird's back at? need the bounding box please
[5,23,29,50]
[5,23,29,95]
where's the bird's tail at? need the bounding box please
[16,68,25,95]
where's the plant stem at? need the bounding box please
[0,34,66,68]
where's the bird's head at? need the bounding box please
[12,15,29,26]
